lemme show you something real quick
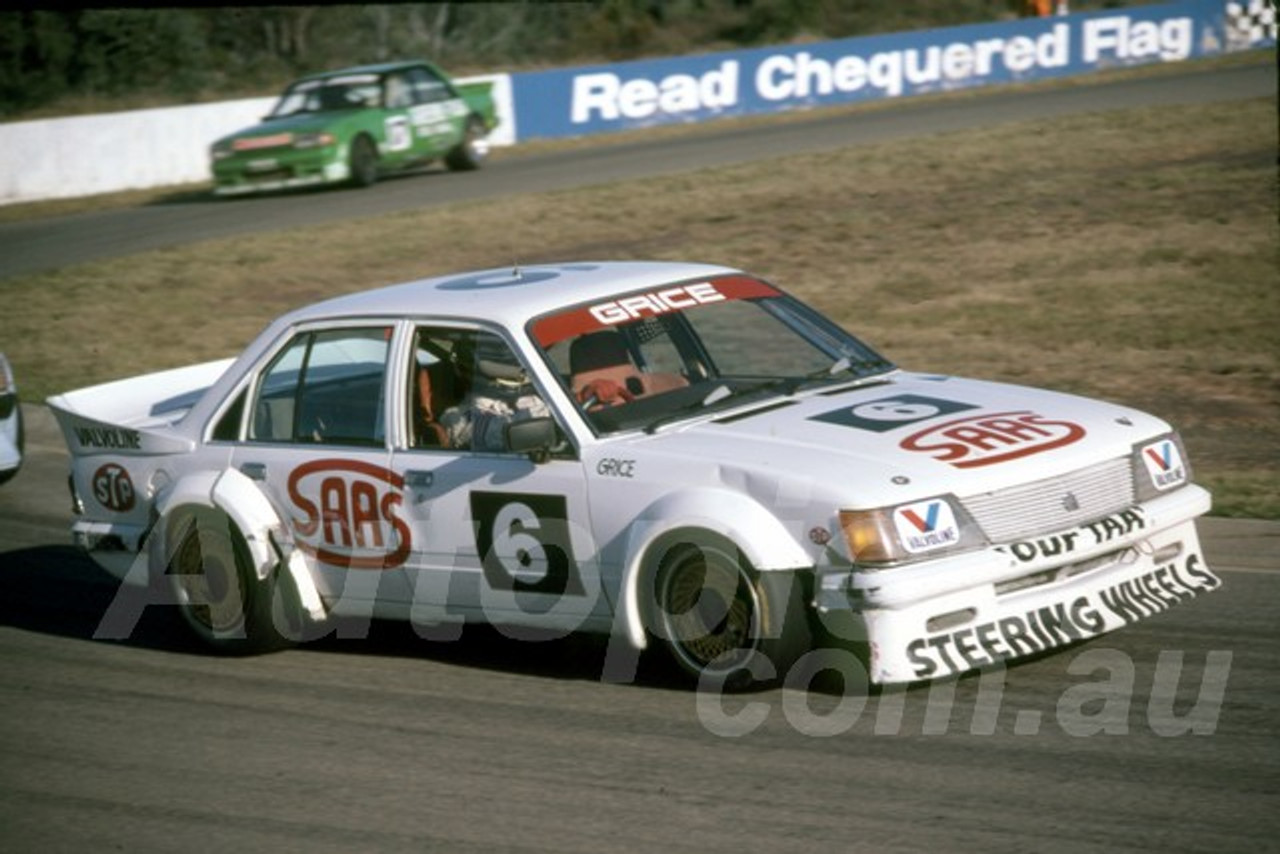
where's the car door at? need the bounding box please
[229,322,413,611]
[378,71,419,166]
[389,323,607,635]
[404,65,469,157]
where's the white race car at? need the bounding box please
[0,353,22,485]
[48,262,1219,686]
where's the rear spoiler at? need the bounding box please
[455,77,499,129]
[47,358,234,458]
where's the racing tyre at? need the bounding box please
[349,135,379,187]
[444,117,489,172]
[652,540,811,691]
[167,511,293,654]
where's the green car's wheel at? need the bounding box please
[349,135,379,187]
[444,117,489,172]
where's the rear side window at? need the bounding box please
[248,327,392,447]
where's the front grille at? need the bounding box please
[961,456,1135,543]
[245,169,292,183]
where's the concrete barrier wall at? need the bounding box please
[0,73,514,206]
[0,0,1272,206]
[1,97,275,203]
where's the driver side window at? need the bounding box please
[408,327,553,453]
[407,66,451,104]
[384,73,412,109]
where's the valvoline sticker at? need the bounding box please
[893,499,960,554]
[1141,439,1187,491]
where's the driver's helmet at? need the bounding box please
[467,333,529,399]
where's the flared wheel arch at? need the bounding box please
[638,528,813,689]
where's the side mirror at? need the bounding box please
[505,417,560,463]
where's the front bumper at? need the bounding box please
[0,433,19,473]
[0,393,19,472]
[817,485,1219,684]
[211,150,349,196]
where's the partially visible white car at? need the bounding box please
[46,262,1220,687]
[0,353,22,484]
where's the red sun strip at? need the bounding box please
[530,275,780,347]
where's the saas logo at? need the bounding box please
[288,459,411,569]
[901,410,1086,469]
[1141,439,1187,491]
[893,500,960,554]
[810,394,978,433]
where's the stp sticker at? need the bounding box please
[1141,439,1187,491]
[92,463,136,512]
[288,459,411,569]
[900,410,1086,468]
[893,499,960,554]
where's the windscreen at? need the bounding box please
[270,74,382,117]
[530,275,893,435]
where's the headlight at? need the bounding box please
[839,495,985,567]
[1133,432,1192,502]
[0,353,15,419]
[293,132,336,149]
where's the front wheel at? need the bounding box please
[444,117,489,172]
[348,135,379,187]
[652,541,811,690]
[167,512,293,654]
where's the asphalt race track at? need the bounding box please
[2,62,1278,852]
[0,62,1274,279]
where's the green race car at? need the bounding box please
[210,60,497,196]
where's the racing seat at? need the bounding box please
[414,360,457,447]
[568,331,687,404]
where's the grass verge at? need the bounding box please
[1,94,1275,517]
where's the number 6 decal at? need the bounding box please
[809,393,978,433]
[471,491,584,596]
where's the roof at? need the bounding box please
[293,60,438,82]
[282,260,743,331]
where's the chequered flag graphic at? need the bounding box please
[1225,0,1278,45]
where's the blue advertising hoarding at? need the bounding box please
[508,0,1275,141]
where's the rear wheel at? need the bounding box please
[444,117,488,172]
[348,135,379,187]
[167,511,292,654]
[652,540,810,690]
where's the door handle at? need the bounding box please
[403,469,434,489]
[240,462,267,481]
